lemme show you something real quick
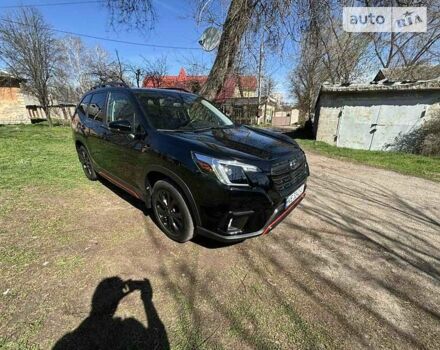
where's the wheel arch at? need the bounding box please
[145,166,201,227]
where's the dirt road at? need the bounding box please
[276,152,440,348]
[2,151,440,349]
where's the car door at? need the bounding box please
[104,91,148,190]
[85,91,109,169]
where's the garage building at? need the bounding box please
[314,80,440,150]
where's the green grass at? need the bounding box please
[0,123,86,190]
[0,336,41,350]
[0,246,38,271]
[297,140,440,182]
[54,255,85,275]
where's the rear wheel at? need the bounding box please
[152,180,194,243]
[77,145,98,181]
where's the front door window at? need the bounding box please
[107,92,140,132]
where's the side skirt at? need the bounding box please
[98,170,143,201]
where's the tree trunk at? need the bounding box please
[264,100,268,124]
[200,0,255,100]
[43,105,53,127]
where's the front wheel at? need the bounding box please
[77,145,98,181]
[152,180,194,243]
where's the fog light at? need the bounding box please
[221,211,253,235]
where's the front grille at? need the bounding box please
[271,157,308,196]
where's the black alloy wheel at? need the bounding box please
[77,145,98,181]
[152,180,194,242]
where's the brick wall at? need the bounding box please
[0,87,31,124]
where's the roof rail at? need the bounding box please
[90,81,129,90]
[159,87,192,93]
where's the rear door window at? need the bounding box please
[87,92,107,122]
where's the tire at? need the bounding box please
[77,145,98,181]
[152,180,195,243]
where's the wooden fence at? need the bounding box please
[26,104,76,122]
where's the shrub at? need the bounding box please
[387,111,440,156]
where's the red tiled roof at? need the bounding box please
[143,67,257,100]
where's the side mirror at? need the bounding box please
[109,119,131,132]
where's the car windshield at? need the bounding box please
[134,91,234,131]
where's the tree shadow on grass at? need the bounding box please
[53,277,169,350]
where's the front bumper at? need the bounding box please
[197,186,306,242]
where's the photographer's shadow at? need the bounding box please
[53,277,169,350]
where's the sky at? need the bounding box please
[0,0,294,100]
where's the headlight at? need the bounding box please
[192,153,261,186]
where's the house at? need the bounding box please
[143,68,277,124]
[0,71,33,124]
[314,79,440,150]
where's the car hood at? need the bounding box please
[165,125,300,162]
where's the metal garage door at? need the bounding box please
[337,104,427,150]
[369,105,426,150]
[336,106,379,149]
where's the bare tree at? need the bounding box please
[55,36,94,101]
[56,37,130,101]
[114,50,129,84]
[126,62,145,88]
[179,53,212,76]
[104,0,299,99]
[198,0,257,99]
[142,56,168,88]
[197,0,299,99]
[289,32,328,121]
[104,0,156,32]
[87,46,128,85]
[364,0,440,68]
[102,0,439,104]
[289,0,440,121]
[0,8,60,126]
[289,0,373,120]
[262,75,276,98]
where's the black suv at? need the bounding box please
[72,83,309,243]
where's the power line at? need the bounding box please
[0,0,108,9]
[0,18,202,50]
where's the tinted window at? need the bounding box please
[107,92,140,132]
[76,94,91,119]
[134,91,233,130]
[87,92,107,122]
